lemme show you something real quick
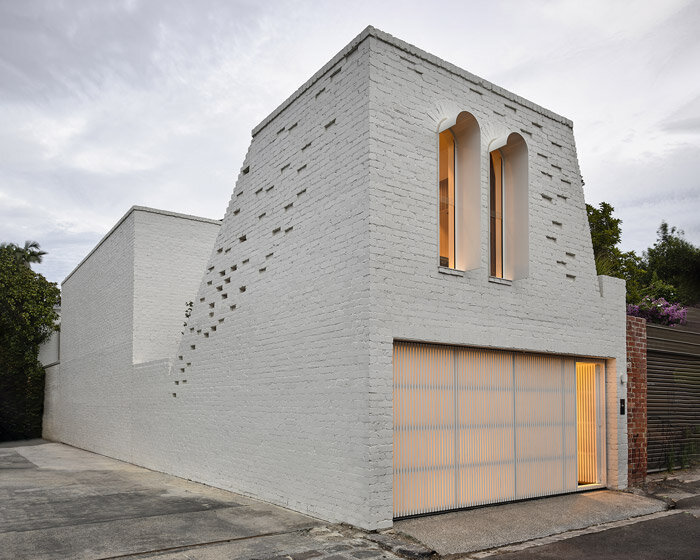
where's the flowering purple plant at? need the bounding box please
[627,297,687,327]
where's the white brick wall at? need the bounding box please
[46,210,136,456]
[45,27,627,531]
[133,210,222,363]
[365,30,627,525]
[43,207,220,464]
[162,33,374,528]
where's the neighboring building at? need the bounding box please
[626,308,700,483]
[38,306,60,429]
[38,306,60,369]
[44,27,627,531]
[645,309,700,472]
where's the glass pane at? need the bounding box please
[439,131,455,268]
[490,151,503,278]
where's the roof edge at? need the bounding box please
[62,206,220,285]
[368,27,573,127]
[252,25,374,137]
[251,25,572,138]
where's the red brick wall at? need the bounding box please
[627,315,647,485]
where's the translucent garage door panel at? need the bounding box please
[455,348,515,507]
[564,359,578,490]
[514,354,577,499]
[393,342,455,516]
[393,343,598,518]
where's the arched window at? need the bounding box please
[490,149,505,278]
[489,133,528,280]
[438,130,455,268]
[438,112,480,271]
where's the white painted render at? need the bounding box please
[43,27,627,531]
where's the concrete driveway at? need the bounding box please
[394,488,667,555]
[0,440,400,560]
[2,439,692,560]
[394,469,700,560]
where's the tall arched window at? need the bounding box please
[489,133,529,280]
[438,112,480,271]
[439,130,455,268]
[490,149,505,278]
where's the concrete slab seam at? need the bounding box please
[93,528,315,560]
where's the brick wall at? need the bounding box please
[132,210,222,363]
[45,211,136,455]
[43,207,220,463]
[45,26,628,530]
[163,33,374,528]
[627,315,647,485]
[366,29,628,511]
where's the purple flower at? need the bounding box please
[627,296,687,326]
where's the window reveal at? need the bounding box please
[436,112,480,272]
[488,133,528,281]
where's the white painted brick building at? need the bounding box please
[43,207,221,456]
[45,27,627,531]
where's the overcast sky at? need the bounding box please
[2,0,699,284]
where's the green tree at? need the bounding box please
[644,222,700,305]
[0,242,60,441]
[587,202,621,263]
[0,240,47,267]
[586,202,646,303]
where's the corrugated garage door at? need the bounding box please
[647,343,700,472]
[646,323,700,472]
[393,342,604,517]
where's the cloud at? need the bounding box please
[584,142,700,255]
[662,95,700,133]
[663,118,700,133]
[1,0,699,284]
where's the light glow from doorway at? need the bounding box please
[576,362,598,485]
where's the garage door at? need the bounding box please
[393,342,605,517]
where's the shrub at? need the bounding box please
[627,296,687,327]
[0,244,60,441]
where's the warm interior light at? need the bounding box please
[576,362,597,485]
[489,150,504,278]
[439,130,455,268]
[395,345,602,517]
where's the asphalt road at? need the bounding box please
[489,512,700,560]
[483,470,700,559]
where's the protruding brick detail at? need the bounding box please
[627,315,647,485]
